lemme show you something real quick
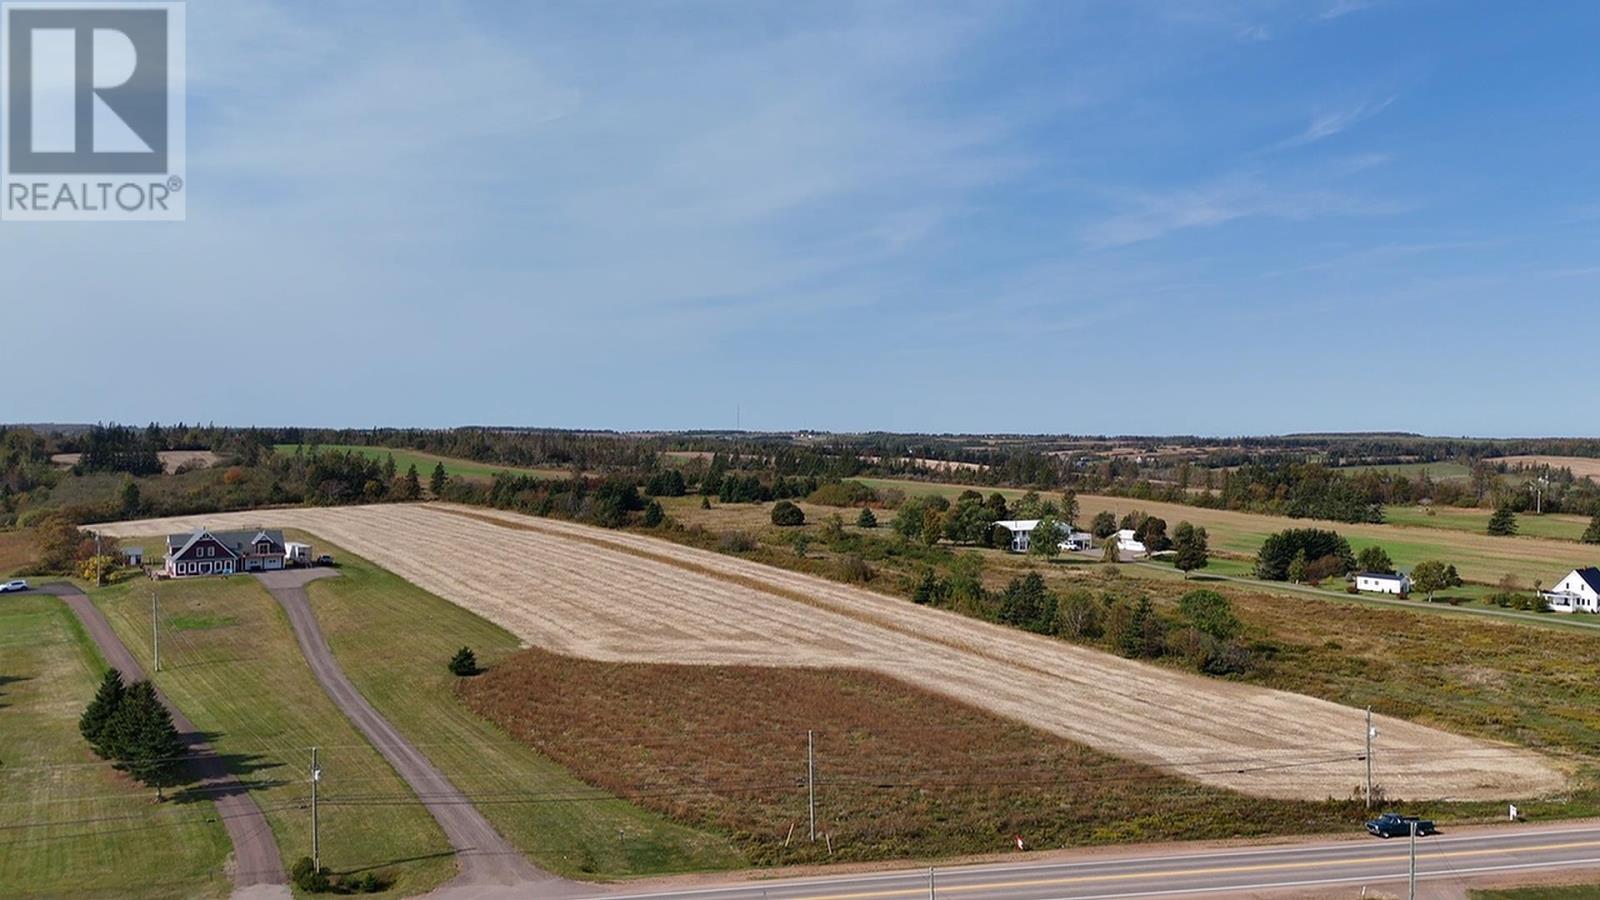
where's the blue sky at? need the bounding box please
[6,0,1599,436]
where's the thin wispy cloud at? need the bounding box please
[1319,0,1375,21]
[1080,176,1405,248]
[1270,96,1395,150]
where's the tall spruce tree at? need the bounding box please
[430,461,448,496]
[79,668,126,757]
[106,681,185,800]
[1584,512,1600,544]
[1487,504,1518,536]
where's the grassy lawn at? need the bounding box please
[0,593,232,899]
[274,444,571,483]
[851,477,1597,588]
[1472,886,1600,899]
[90,562,459,895]
[294,532,747,879]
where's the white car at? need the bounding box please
[0,579,28,593]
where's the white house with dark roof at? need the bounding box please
[1544,567,1600,613]
[1355,571,1411,595]
[164,527,287,578]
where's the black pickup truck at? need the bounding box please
[1366,812,1437,838]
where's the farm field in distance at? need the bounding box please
[1490,455,1600,483]
[273,443,572,482]
[851,476,1597,587]
[0,593,232,900]
[97,505,1560,803]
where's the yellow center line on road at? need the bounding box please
[790,839,1600,900]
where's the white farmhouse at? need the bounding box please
[994,519,1045,552]
[1355,572,1411,595]
[1544,567,1600,613]
[1115,529,1147,555]
[993,520,1092,553]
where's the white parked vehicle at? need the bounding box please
[0,579,29,593]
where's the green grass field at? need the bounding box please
[1336,460,1473,481]
[295,532,746,879]
[0,594,232,899]
[273,444,571,483]
[91,564,459,896]
[1382,504,1592,542]
[852,477,1597,588]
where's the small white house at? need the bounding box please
[1544,567,1600,613]
[123,547,145,567]
[1115,529,1147,555]
[285,542,313,567]
[1355,572,1411,595]
[1064,531,1095,551]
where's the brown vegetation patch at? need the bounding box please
[0,530,38,576]
[458,647,1364,863]
[1492,455,1600,483]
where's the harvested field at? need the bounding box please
[461,648,1371,862]
[99,504,1564,802]
[1491,455,1600,482]
[50,450,219,472]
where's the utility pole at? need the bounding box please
[928,866,935,900]
[1408,818,1418,900]
[151,588,160,673]
[807,730,816,842]
[1365,706,1375,810]
[311,747,322,870]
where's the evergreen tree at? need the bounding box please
[856,508,877,529]
[1119,597,1153,658]
[642,499,665,527]
[429,461,448,496]
[402,464,422,500]
[1171,522,1209,579]
[383,453,397,483]
[79,668,126,757]
[106,681,184,800]
[1487,504,1518,536]
[1059,491,1079,530]
[448,647,479,676]
[1287,549,1309,584]
[700,495,712,510]
[1584,512,1600,544]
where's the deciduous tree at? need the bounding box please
[1171,522,1209,579]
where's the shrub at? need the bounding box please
[291,857,331,893]
[770,501,805,527]
[718,531,756,553]
[856,508,877,529]
[838,555,875,584]
[807,480,877,507]
[448,647,479,677]
[1176,590,1239,641]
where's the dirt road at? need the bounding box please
[101,506,1564,801]
[254,569,562,893]
[36,583,288,894]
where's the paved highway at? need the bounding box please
[576,823,1600,900]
